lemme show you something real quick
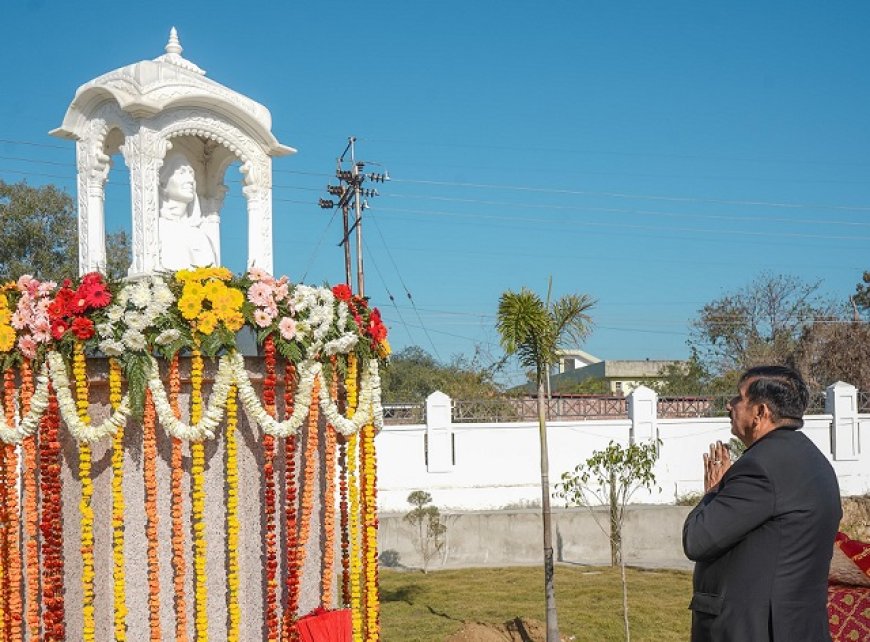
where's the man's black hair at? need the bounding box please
[739,365,810,428]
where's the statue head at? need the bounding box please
[159,153,198,219]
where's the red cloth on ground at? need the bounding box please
[296,608,352,642]
[828,532,870,642]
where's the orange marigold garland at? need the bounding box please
[281,363,299,641]
[39,384,65,642]
[296,376,321,602]
[109,358,127,641]
[190,347,209,642]
[3,366,22,642]
[321,360,339,607]
[73,344,96,642]
[143,389,162,640]
[20,361,40,641]
[168,355,189,642]
[262,336,279,641]
[225,383,240,642]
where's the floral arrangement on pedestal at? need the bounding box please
[0,268,389,642]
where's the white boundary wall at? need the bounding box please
[376,384,870,512]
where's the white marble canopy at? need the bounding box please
[51,28,295,275]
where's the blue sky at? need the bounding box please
[2,2,869,383]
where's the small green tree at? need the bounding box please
[557,440,660,642]
[404,490,447,573]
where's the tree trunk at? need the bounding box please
[609,468,619,566]
[537,379,560,642]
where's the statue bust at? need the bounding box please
[158,153,220,270]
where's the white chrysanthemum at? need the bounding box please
[96,322,115,339]
[129,281,152,308]
[99,339,125,356]
[121,328,147,351]
[107,306,124,322]
[152,283,175,307]
[155,328,181,345]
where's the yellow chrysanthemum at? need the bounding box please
[209,267,233,281]
[197,310,218,335]
[0,293,8,308]
[203,280,226,302]
[0,308,12,325]
[178,295,203,321]
[0,324,16,352]
[183,282,206,300]
[377,338,392,359]
[226,288,244,308]
[224,312,245,332]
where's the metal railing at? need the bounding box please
[859,391,870,413]
[382,403,425,425]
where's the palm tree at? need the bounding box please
[496,285,595,642]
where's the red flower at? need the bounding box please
[49,288,75,319]
[50,319,68,340]
[80,272,104,288]
[71,317,95,340]
[84,283,111,308]
[71,287,90,314]
[332,284,352,301]
[367,308,387,342]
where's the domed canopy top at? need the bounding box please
[51,28,294,157]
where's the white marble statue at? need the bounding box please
[158,153,220,270]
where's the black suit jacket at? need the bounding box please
[682,428,841,642]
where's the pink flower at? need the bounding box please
[247,267,271,282]
[37,281,56,296]
[17,336,37,360]
[247,282,274,307]
[253,309,272,328]
[278,317,297,341]
[11,310,27,330]
[274,282,289,301]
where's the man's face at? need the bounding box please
[726,380,758,446]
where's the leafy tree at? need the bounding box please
[496,283,595,642]
[0,179,130,281]
[404,491,447,573]
[379,345,503,403]
[689,273,837,378]
[557,440,660,642]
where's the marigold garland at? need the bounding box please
[3,367,23,642]
[225,384,240,642]
[281,363,299,642]
[109,358,127,641]
[343,355,359,614]
[190,347,209,642]
[168,355,189,642]
[321,360,339,607]
[262,336,279,641]
[19,361,40,641]
[39,384,64,642]
[296,376,321,602]
[142,389,162,640]
[1,367,14,642]
[362,422,380,641]
[346,431,362,642]
[338,440,350,608]
[74,344,96,642]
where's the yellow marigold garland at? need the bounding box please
[73,344,96,642]
[225,383,240,642]
[168,355,189,642]
[143,389,162,641]
[109,358,127,641]
[190,347,209,642]
[362,421,380,641]
[346,431,362,642]
[19,361,40,641]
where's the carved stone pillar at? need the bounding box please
[75,138,111,275]
[241,157,274,274]
[122,132,170,276]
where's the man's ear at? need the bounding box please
[754,401,770,423]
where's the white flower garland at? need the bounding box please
[0,364,52,444]
[147,353,235,441]
[47,352,133,444]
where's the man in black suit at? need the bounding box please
[683,365,841,641]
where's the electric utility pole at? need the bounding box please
[319,137,388,297]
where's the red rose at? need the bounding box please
[332,284,352,301]
[71,316,95,340]
[50,319,68,340]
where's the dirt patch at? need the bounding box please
[446,617,567,642]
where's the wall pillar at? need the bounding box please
[425,391,454,472]
[826,381,860,461]
[628,385,658,444]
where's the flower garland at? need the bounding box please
[346,431,362,642]
[73,344,96,642]
[321,361,339,607]
[2,367,21,642]
[109,358,127,641]
[190,348,209,642]
[281,363,299,641]
[225,383,241,642]
[296,376,321,599]
[39,383,64,642]
[0,363,50,444]
[143,388,162,641]
[168,355,189,642]
[362,421,380,642]
[19,361,40,641]
[342,354,358,609]
[262,336,280,641]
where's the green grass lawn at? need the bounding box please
[380,565,693,642]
